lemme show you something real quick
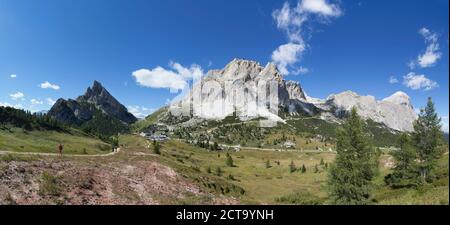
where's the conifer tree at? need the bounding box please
[412,97,443,182]
[152,140,161,155]
[385,133,420,188]
[301,164,306,173]
[225,153,234,167]
[289,160,296,173]
[328,107,377,205]
[265,160,271,169]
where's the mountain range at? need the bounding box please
[166,59,417,132]
[44,59,418,138]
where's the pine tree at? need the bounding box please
[301,164,306,173]
[412,97,444,182]
[152,140,161,155]
[320,158,325,165]
[328,107,378,205]
[289,160,296,173]
[314,164,319,173]
[265,160,271,169]
[225,153,234,167]
[385,133,420,188]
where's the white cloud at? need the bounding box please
[0,102,11,107]
[272,0,341,75]
[40,81,60,90]
[127,105,155,119]
[46,98,56,106]
[417,27,441,68]
[0,101,23,109]
[408,60,416,70]
[169,61,203,80]
[299,0,342,17]
[30,99,43,105]
[10,74,17,78]
[441,116,449,133]
[10,92,25,101]
[132,62,203,93]
[389,76,399,84]
[403,72,438,91]
[292,66,309,75]
[272,43,306,75]
[273,2,307,43]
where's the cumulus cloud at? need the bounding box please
[127,105,155,119]
[40,81,60,90]
[416,28,441,68]
[46,98,56,106]
[169,61,203,80]
[30,99,43,105]
[272,43,306,75]
[299,0,342,16]
[271,0,342,75]
[403,72,438,91]
[0,101,23,109]
[389,76,399,84]
[0,102,11,107]
[10,74,17,78]
[132,62,203,93]
[292,66,309,75]
[10,92,25,101]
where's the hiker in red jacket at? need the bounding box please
[58,144,63,156]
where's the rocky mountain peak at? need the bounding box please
[320,90,417,131]
[220,59,263,79]
[382,91,413,109]
[172,58,417,132]
[77,80,109,103]
[49,81,137,125]
[285,81,306,101]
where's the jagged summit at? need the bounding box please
[382,91,413,109]
[320,90,417,131]
[169,58,418,132]
[48,81,137,126]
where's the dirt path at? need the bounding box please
[0,148,121,158]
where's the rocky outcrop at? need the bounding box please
[76,81,137,124]
[48,99,93,125]
[170,59,319,123]
[316,91,417,132]
[48,81,137,125]
[168,58,417,132]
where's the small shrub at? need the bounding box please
[39,172,62,197]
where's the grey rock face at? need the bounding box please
[48,81,137,125]
[172,58,417,132]
[319,91,417,131]
[172,59,317,122]
[76,81,137,124]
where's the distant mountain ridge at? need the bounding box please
[166,58,417,132]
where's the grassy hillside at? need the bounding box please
[132,107,167,132]
[119,135,449,204]
[0,127,111,155]
[373,154,449,205]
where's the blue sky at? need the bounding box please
[0,0,448,130]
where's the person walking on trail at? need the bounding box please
[58,144,63,156]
